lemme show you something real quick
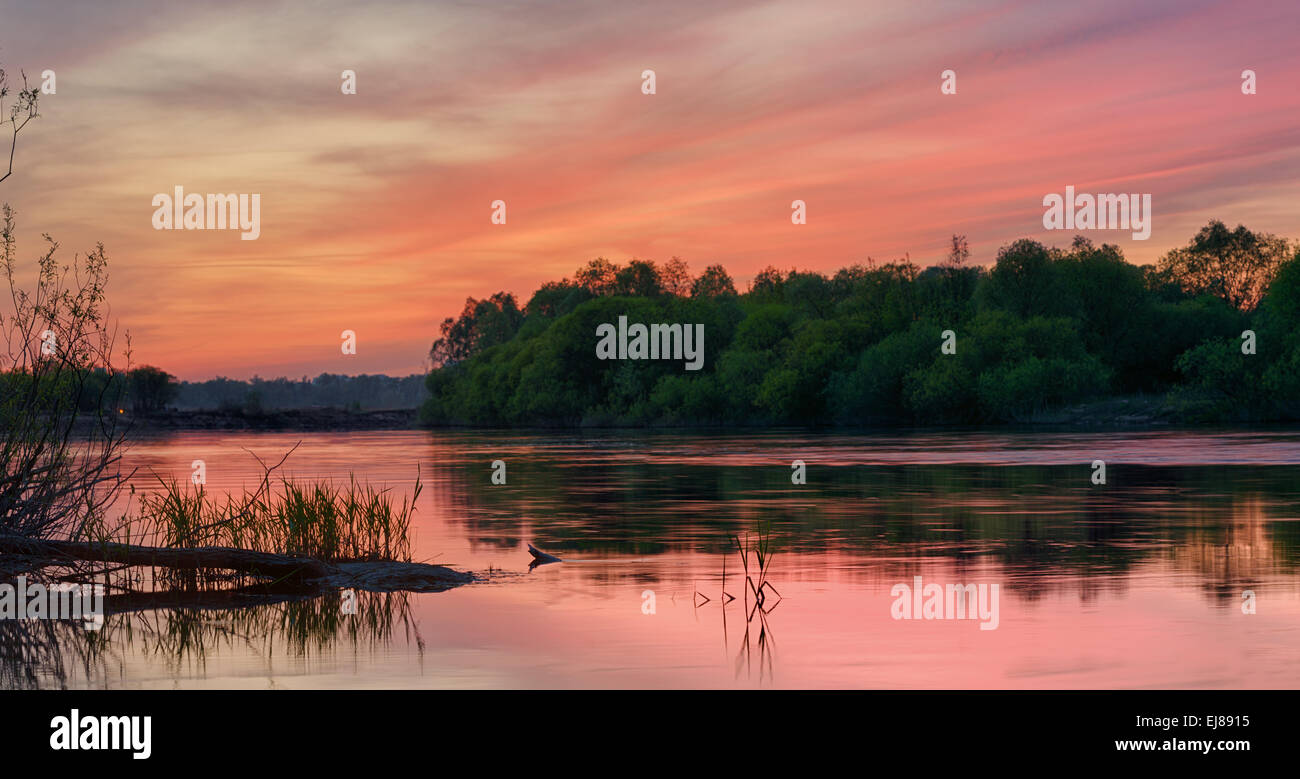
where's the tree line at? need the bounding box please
[174,373,427,412]
[11,369,429,414]
[420,221,1300,426]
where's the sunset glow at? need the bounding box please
[3,0,1298,379]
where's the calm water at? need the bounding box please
[10,428,1300,689]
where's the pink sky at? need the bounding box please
[2,0,1298,380]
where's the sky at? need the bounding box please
[1,0,1298,380]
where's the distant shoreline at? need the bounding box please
[107,394,1298,433]
[122,408,419,432]
[114,394,1198,432]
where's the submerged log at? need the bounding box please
[0,535,473,592]
[0,535,332,581]
[323,561,473,592]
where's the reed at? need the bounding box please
[128,472,418,564]
[733,518,780,609]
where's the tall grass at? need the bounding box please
[733,518,780,608]
[694,519,782,610]
[689,520,782,681]
[128,472,419,563]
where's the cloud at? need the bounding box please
[2,0,1299,378]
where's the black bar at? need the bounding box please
[2,690,1288,768]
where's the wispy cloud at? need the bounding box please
[1,0,1297,378]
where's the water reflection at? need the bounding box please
[443,455,1300,605]
[692,532,785,683]
[7,429,1300,688]
[0,586,421,689]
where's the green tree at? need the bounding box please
[613,259,664,297]
[429,292,523,367]
[1155,220,1291,312]
[575,257,620,295]
[979,239,1063,318]
[418,228,1300,428]
[691,264,736,298]
[128,366,179,413]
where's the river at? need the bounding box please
[11,428,1300,689]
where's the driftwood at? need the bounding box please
[325,560,472,591]
[527,543,561,563]
[0,535,331,580]
[0,535,473,592]
[527,543,562,568]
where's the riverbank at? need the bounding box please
[418,393,1191,430]
[117,395,1187,431]
[1010,394,1179,426]
[110,394,1256,432]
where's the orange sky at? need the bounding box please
[2,0,1299,379]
